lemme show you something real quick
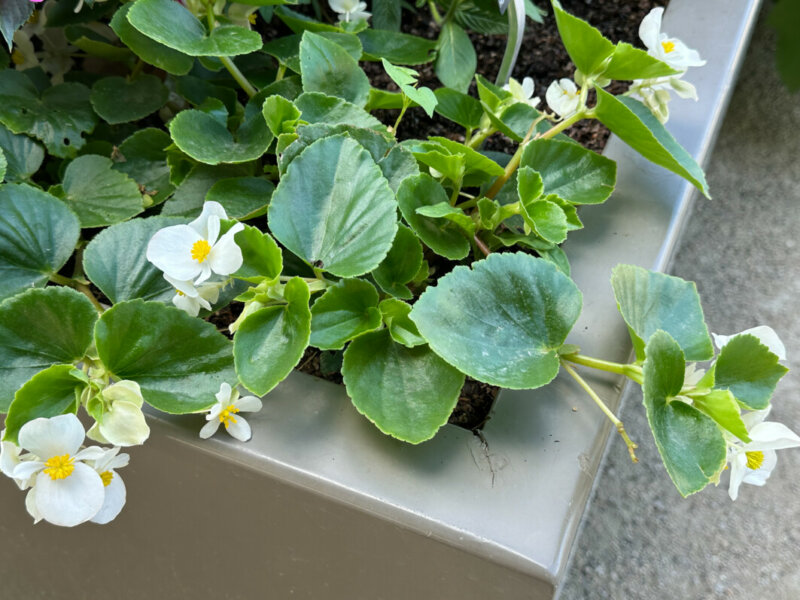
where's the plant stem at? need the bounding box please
[130,58,144,79]
[391,97,411,136]
[561,352,643,384]
[466,127,495,150]
[473,234,490,257]
[428,0,443,25]
[441,0,463,25]
[561,360,639,463]
[205,3,257,98]
[49,273,104,313]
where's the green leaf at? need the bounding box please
[0,184,81,301]
[396,174,470,260]
[233,225,283,283]
[95,300,235,413]
[452,0,508,34]
[175,75,238,113]
[380,298,426,348]
[342,329,465,443]
[90,75,168,125]
[690,388,750,442]
[263,95,302,137]
[0,287,97,412]
[642,330,727,497]
[64,24,134,62]
[161,163,254,217]
[0,70,96,158]
[411,253,582,388]
[110,3,194,76]
[435,22,476,93]
[381,59,438,118]
[594,89,709,198]
[551,0,614,76]
[44,0,116,27]
[429,136,504,181]
[300,31,370,107]
[83,216,185,305]
[378,145,420,193]
[434,88,483,130]
[415,202,475,236]
[768,0,800,92]
[234,278,311,395]
[278,122,391,173]
[358,29,436,64]
[275,5,340,34]
[0,124,44,182]
[604,42,681,80]
[127,0,263,57]
[611,264,713,362]
[713,334,789,410]
[372,225,423,300]
[206,177,274,220]
[309,278,382,350]
[264,32,362,73]
[112,128,174,205]
[371,0,402,32]
[0,0,32,51]
[520,197,568,244]
[521,138,617,205]
[268,135,397,278]
[517,165,544,203]
[295,92,384,130]
[4,364,83,444]
[51,155,144,228]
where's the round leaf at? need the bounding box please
[112,128,175,205]
[372,224,423,300]
[300,31,370,107]
[269,134,398,278]
[411,253,582,389]
[0,124,44,181]
[342,329,465,444]
[233,225,283,283]
[90,74,169,125]
[310,278,382,350]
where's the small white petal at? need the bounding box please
[25,487,42,523]
[173,293,202,316]
[225,416,252,442]
[200,420,220,439]
[207,224,244,277]
[189,201,228,239]
[146,225,204,281]
[91,472,127,525]
[0,436,22,478]
[235,395,263,413]
[34,463,105,527]
[13,460,44,481]
[216,382,233,404]
[727,453,748,501]
[98,401,151,447]
[18,414,85,459]
[73,447,107,461]
[103,380,144,409]
[747,422,800,451]
[639,7,663,52]
[164,274,201,298]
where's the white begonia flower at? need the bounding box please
[726,407,800,501]
[200,382,263,442]
[146,201,244,285]
[86,380,150,447]
[639,7,706,71]
[503,76,540,108]
[165,275,222,317]
[11,414,107,527]
[328,0,371,23]
[713,325,787,361]
[546,78,581,118]
[90,447,130,525]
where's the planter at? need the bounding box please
[0,1,761,597]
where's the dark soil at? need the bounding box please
[255,1,668,432]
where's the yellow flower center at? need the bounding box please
[43,454,75,480]
[662,40,676,54]
[219,405,240,428]
[248,13,257,24]
[11,50,25,66]
[191,239,212,263]
[100,471,114,486]
[745,451,764,470]
[175,289,185,297]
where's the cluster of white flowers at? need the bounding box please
[629,7,706,123]
[1,414,128,526]
[328,0,370,24]
[146,201,243,316]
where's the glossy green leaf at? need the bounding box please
[434,87,483,130]
[435,22,476,93]
[372,225,423,300]
[0,184,80,301]
[206,177,274,220]
[110,3,194,75]
[411,253,582,388]
[0,0,33,51]
[396,174,469,260]
[521,138,617,205]
[713,334,789,410]
[380,298,425,348]
[95,300,235,413]
[690,389,750,442]
[483,101,544,142]
[127,0,263,57]
[310,278,382,350]
[517,165,543,203]
[520,197,568,244]
[112,128,174,205]
[275,6,340,34]
[295,92,384,130]
[83,216,185,305]
[51,155,144,228]
[3,364,82,444]
[594,89,709,197]
[234,278,311,395]
[0,287,97,412]
[0,70,96,158]
[300,31,370,107]
[90,75,168,125]
[604,42,681,80]
[429,136,504,180]
[611,264,713,362]
[233,225,283,283]
[269,135,397,278]
[342,329,464,443]
[358,29,436,64]
[161,163,254,217]
[642,330,727,497]
[551,0,614,76]
[0,125,44,182]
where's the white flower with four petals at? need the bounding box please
[200,382,263,442]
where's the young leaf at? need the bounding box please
[265,32,363,73]
[95,300,236,413]
[342,329,465,444]
[0,287,97,411]
[712,334,789,410]
[690,389,750,442]
[379,298,426,348]
[411,253,582,388]
[381,59,438,118]
[300,31,371,107]
[268,135,397,278]
[83,216,186,305]
[0,184,80,301]
[234,278,311,396]
[309,278,382,350]
[0,124,44,182]
[372,225,424,300]
[294,92,384,130]
[551,0,614,76]
[594,89,709,198]
[435,22,476,93]
[263,95,302,137]
[520,198,568,244]
[90,75,169,125]
[642,330,727,497]
[611,264,713,362]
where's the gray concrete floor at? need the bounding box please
[560,4,800,600]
